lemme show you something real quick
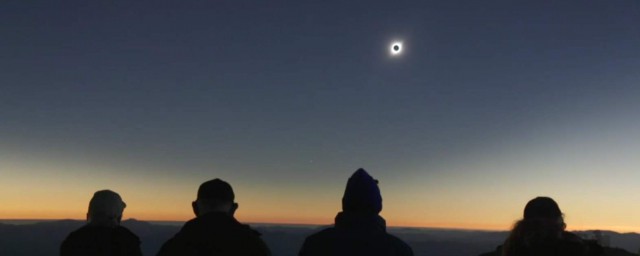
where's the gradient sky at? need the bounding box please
[2,1,640,232]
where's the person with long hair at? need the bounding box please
[501,197,598,256]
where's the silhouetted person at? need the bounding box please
[299,168,413,256]
[157,178,271,256]
[60,190,142,256]
[498,196,602,256]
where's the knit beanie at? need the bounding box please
[342,168,383,213]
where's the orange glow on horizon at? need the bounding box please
[4,188,640,234]
[5,216,640,233]
[5,156,640,235]
[4,210,640,233]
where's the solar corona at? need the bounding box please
[390,42,403,56]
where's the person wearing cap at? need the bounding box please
[298,168,413,256]
[498,196,602,256]
[60,190,142,256]
[157,178,271,256]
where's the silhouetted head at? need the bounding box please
[524,197,562,221]
[342,168,383,214]
[192,178,238,217]
[503,196,567,255]
[87,190,126,227]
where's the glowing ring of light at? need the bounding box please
[390,42,403,56]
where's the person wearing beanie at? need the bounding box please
[498,196,602,256]
[60,190,142,256]
[299,168,413,256]
[157,178,271,256]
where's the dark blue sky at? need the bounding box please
[2,1,640,228]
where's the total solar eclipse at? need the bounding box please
[390,42,403,56]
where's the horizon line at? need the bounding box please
[0,217,504,231]
[3,218,638,234]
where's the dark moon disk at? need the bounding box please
[393,45,400,51]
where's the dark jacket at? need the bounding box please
[496,232,603,256]
[299,212,413,256]
[60,224,142,256]
[156,212,270,256]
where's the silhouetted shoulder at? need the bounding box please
[299,227,413,256]
[157,212,270,256]
[386,233,413,256]
[299,170,412,256]
[299,227,337,256]
[61,225,141,256]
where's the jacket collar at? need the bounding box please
[334,211,386,233]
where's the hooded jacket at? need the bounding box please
[299,211,413,256]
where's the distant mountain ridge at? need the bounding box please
[0,219,638,256]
